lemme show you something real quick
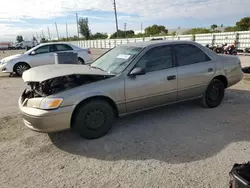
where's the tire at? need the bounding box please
[78,57,85,64]
[72,100,115,139]
[14,62,30,76]
[201,79,225,108]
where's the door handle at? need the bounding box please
[167,75,176,80]
[208,68,214,72]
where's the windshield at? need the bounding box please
[91,46,143,74]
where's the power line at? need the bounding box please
[113,0,119,38]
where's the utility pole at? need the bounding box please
[42,30,45,38]
[36,32,39,41]
[113,0,119,38]
[47,26,51,41]
[55,22,59,40]
[141,22,143,33]
[66,23,69,41]
[76,13,80,39]
[124,23,127,38]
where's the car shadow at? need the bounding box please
[49,88,250,164]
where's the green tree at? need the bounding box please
[170,31,177,36]
[145,25,168,36]
[92,32,108,39]
[134,32,146,38]
[224,26,239,32]
[183,28,211,35]
[212,30,221,33]
[236,17,250,31]
[40,38,48,43]
[79,17,91,40]
[32,36,38,42]
[211,24,217,31]
[110,30,135,39]
[16,35,24,43]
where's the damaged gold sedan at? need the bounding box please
[19,41,243,139]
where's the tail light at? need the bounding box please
[88,49,91,54]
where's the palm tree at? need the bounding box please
[211,24,218,31]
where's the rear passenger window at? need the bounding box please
[173,44,211,66]
[55,44,73,51]
[136,46,173,72]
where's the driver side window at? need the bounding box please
[34,45,51,54]
[136,46,173,72]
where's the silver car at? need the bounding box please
[19,40,243,139]
[0,42,93,76]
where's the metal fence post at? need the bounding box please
[235,32,239,48]
[212,34,215,46]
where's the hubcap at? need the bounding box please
[208,85,220,101]
[84,109,106,130]
[16,65,28,75]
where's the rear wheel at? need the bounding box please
[14,62,30,76]
[201,79,225,108]
[72,100,115,139]
[78,57,85,64]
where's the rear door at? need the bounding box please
[29,44,56,66]
[173,44,216,100]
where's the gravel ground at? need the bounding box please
[0,49,250,188]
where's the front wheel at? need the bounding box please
[14,62,30,76]
[72,100,115,139]
[201,79,225,108]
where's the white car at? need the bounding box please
[0,42,93,76]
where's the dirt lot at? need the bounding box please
[1,49,250,188]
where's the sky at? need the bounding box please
[0,0,249,41]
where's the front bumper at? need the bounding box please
[18,97,74,133]
[0,63,13,73]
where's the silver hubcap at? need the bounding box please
[16,65,28,75]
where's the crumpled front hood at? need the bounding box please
[22,64,115,82]
[1,54,23,63]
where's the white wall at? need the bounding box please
[69,31,250,50]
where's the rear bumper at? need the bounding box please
[19,97,74,132]
[227,71,244,87]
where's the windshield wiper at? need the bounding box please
[90,65,105,72]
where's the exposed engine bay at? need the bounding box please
[22,74,113,99]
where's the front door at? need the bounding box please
[125,45,178,112]
[173,44,216,100]
[29,45,55,67]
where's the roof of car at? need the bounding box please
[121,40,196,48]
[38,42,73,46]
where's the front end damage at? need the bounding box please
[21,74,113,102]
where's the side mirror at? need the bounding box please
[30,51,36,55]
[129,67,146,76]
